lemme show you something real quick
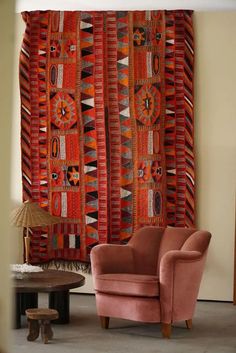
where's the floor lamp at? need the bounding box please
[10,200,62,264]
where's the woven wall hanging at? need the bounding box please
[20,10,194,267]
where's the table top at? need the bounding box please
[13,269,85,293]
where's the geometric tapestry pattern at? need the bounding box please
[19,10,194,265]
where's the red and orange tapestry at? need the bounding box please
[20,10,194,266]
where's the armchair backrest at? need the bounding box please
[128,226,165,275]
[128,227,211,276]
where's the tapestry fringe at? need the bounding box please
[39,260,91,274]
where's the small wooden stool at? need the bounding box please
[25,308,59,344]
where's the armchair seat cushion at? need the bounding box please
[95,273,159,297]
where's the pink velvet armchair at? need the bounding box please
[91,227,211,338]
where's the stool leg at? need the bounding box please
[27,319,40,341]
[41,319,53,344]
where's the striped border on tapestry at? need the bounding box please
[183,11,194,227]
[164,10,194,227]
[164,10,177,226]
[94,12,108,244]
[20,11,50,262]
[80,12,99,258]
[116,11,134,240]
[106,12,122,243]
[20,12,32,201]
[175,10,194,227]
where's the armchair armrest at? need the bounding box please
[159,250,206,323]
[91,244,135,276]
[161,250,202,267]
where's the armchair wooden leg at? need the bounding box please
[161,323,171,338]
[185,319,192,329]
[100,316,109,329]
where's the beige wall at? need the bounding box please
[12,11,236,300]
[194,11,236,300]
[0,1,14,352]
[11,14,24,264]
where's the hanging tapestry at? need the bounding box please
[20,10,194,266]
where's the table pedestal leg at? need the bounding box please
[14,293,38,329]
[49,291,69,324]
[21,293,38,314]
[14,293,21,329]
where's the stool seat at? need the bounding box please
[26,308,59,320]
[25,308,59,344]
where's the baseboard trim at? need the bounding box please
[197,299,233,304]
[69,292,233,303]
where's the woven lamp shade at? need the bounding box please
[10,200,61,227]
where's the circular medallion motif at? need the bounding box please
[51,92,76,130]
[138,161,150,183]
[135,84,161,125]
[51,166,64,187]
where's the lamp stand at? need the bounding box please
[24,227,30,264]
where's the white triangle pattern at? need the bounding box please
[84,165,97,174]
[120,107,130,117]
[118,57,129,66]
[80,21,93,30]
[82,98,95,107]
[86,215,97,225]
[120,188,132,198]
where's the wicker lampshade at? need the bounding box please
[10,200,61,227]
[10,200,62,264]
